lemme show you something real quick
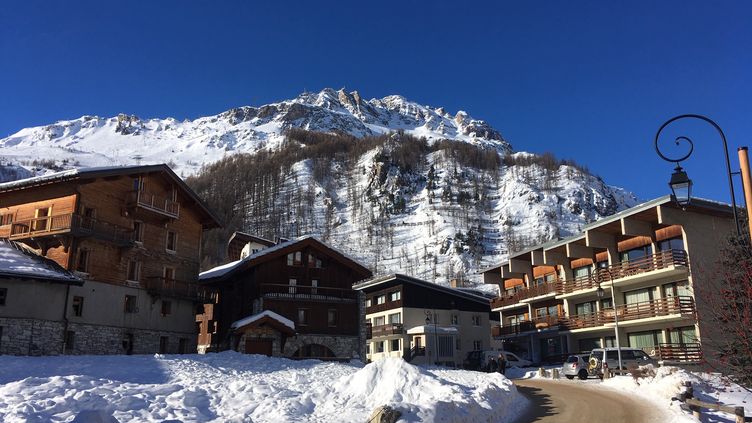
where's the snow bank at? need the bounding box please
[602,366,752,422]
[0,353,527,422]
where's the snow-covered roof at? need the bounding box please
[406,325,459,335]
[353,274,491,306]
[0,240,82,284]
[231,310,295,331]
[200,235,369,281]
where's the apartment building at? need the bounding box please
[198,236,372,360]
[353,274,492,367]
[0,165,221,355]
[482,195,734,365]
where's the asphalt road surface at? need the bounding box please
[514,378,668,422]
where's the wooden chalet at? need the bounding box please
[198,236,372,360]
[0,164,221,355]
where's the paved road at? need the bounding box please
[513,379,667,422]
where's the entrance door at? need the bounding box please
[245,339,273,356]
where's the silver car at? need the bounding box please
[561,354,590,380]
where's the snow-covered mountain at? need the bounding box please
[0,88,510,177]
[0,88,638,288]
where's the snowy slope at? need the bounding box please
[0,89,638,287]
[0,352,528,422]
[0,88,510,178]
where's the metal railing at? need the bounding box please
[144,277,213,301]
[131,190,180,218]
[5,213,133,244]
[260,283,357,301]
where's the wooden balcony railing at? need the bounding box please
[492,315,565,337]
[563,296,695,330]
[490,250,689,308]
[4,213,133,245]
[366,299,403,314]
[144,277,213,301]
[654,342,702,363]
[260,283,357,301]
[370,323,405,338]
[130,190,180,218]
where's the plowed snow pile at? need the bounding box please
[0,352,526,422]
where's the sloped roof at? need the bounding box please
[200,235,372,282]
[231,310,296,335]
[0,164,222,229]
[0,239,82,284]
[353,273,491,305]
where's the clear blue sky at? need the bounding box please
[1,1,750,203]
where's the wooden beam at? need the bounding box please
[585,230,615,248]
[566,243,594,259]
[621,218,654,237]
[530,250,545,266]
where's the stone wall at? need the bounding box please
[282,334,360,359]
[0,318,64,355]
[0,317,197,355]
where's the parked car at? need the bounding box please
[463,350,499,371]
[502,351,533,368]
[561,354,590,380]
[588,347,657,377]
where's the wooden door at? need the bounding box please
[245,339,273,356]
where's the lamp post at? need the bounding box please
[425,310,439,366]
[654,114,742,236]
[596,268,623,374]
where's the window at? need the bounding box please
[124,295,137,313]
[72,296,84,316]
[658,237,685,252]
[573,266,590,279]
[391,339,400,352]
[295,251,302,264]
[596,260,608,269]
[547,305,558,316]
[1,213,14,225]
[311,279,318,295]
[366,343,370,355]
[376,341,385,353]
[328,309,338,327]
[472,315,481,326]
[600,298,613,309]
[668,326,697,344]
[535,307,547,318]
[575,301,596,316]
[628,330,662,349]
[451,314,459,325]
[544,273,557,282]
[624,288,652,305]
[604,336,617,347]
[178,338,187,354]
[164,267,175,282]
[365,298,372,307]
[64,331,75,353]
[127,260,140,282]
[309,254,322,268]
[376,295,386,305]
[438,335,454,357]
[166,231,177,252]
[33,207,50,231]
[289,278,297,294]
[534,277,544,286]
[133,221,144,243]
[298,309,308,325]
[388,313,401,324]
[287,252,303,266]
[76,249,89,273]
[287,253,294,266]
[389,291,401,301]
[132,177,144,191]
[473,340,482,351]
[620,245,653,263]
[159,336,169,354]
[373,316,386,326]
[578,337,602,351]
[0,287,6,306]
[161,300,172,316]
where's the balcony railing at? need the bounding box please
[260,283,357,302]
[144,277,213,301]
[490,250,689,307]
[370,323,405,338]
[130,190,180,218]
[563,296,695,330]
[654,342,702,363]
[4,213,133,245]
[492,315,566,337]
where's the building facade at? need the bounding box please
[354,274,493,367]
[0,165,221,355]
[197,236,372,360]
[482,196,734,366]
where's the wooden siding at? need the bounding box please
[533,265,556,278]
[504,278,524,290]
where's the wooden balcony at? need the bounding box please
[492,315,565,337]
[129,190,180,219]
[260,283,357,302]
[144,277,214,301]
[563,296,696,330]
[490,250,689,308]
[366,299,403,314]
[370,323,405,338]
[654,342,702,363]
[3,213,133,246]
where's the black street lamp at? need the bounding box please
[654,114,741,235]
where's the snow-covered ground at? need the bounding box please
[0,352,528,422]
